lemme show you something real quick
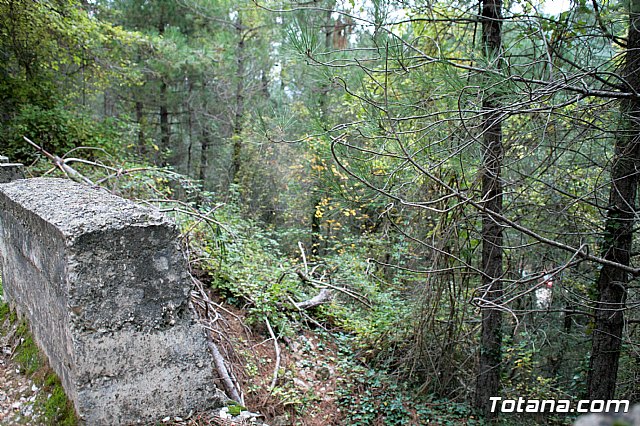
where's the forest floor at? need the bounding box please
[197,290,346,426]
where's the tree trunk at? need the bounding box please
[186,80,194,177]
[474,0,504,417]
[587,0,640,398]
[230,13,245,187]
[135,100,145,155]
[157,7,169,165]
[159,80,170,163]
[311,203,321,257]
[200,128,211,184]
[310,3,336,258]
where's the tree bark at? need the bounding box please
[474,0,504,417]
[587,0,640,399]
[158,7,169,165]
[311,203,321,256]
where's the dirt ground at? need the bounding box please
[0,323,43,425]
[201,291,345,426]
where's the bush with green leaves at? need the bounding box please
[189,202,307,333]
[335,339,484,426]
[2,104,134,163]
[184,198,415,343]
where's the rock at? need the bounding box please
[219,407,231,419]
[574,404,640,426]
[315,366,331,381]
[239,410,264,421]
[271,414,290,426]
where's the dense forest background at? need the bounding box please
[1,0,640,424]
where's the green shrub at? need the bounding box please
[2,104,128,162]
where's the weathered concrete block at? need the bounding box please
[0,163,24,183]
[0,178,225,425]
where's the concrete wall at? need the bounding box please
[0,178,226,425]
[0,155,24,183]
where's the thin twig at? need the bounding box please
[298,241,309,276]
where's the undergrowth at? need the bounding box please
[177,198,587,425]
[179,202,493,425]
[333,331,484,426]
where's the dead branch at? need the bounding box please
[293,288,333,310]
[207,339,244,404]
[189,273,246,406]
[298,241,309,276]
[296,242,370,308]
[296,270,371,308]
[264,319,281,392]
[23,136,94,185]
[286,295,331,332]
